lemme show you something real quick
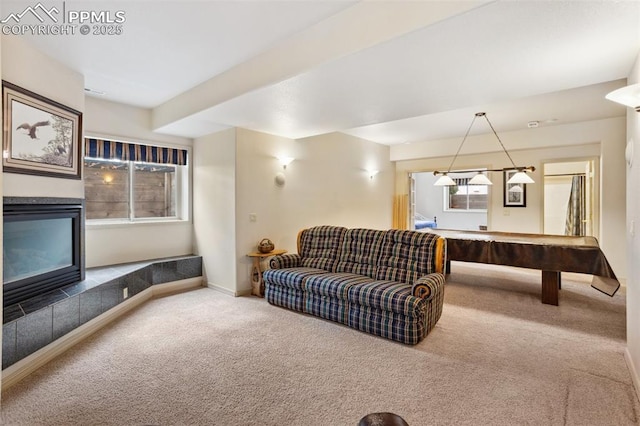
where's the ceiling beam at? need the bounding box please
[151,0,491,134]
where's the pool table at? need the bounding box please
[427,229,620,305]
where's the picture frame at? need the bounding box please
[2,81,82,179]
[503,169,527,207]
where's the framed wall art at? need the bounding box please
[503,169,527,207]
[2,81,82,179]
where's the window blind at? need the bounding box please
[453,177,470,186]
[85,138,187,166]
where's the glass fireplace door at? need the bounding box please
[4,217,73,284]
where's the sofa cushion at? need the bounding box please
[305,293,350,325]
[347,280,425,317]
[347,304,426,345]
[265,285,305,313]
[303,272,373,299]
[334,228,385,278]
[299,226,347,271]
[375,229,440,285]
[303,273,375,327]
[262,267,329,291]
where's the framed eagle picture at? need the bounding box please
[2,81,82,179]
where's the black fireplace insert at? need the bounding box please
[3,197,85,307]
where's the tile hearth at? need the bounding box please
[2,255,202,369]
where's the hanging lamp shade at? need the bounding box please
[605,83,640,111]
[468,172,493,185]
[507,171,535,184]
[434,174,456,186]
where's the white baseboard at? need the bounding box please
[153,278,203,296]
[206,282,251,297]
[1,277,203,391]
[625,347,640,403]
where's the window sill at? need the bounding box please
[86,219,191,229]
[442,209,488,213]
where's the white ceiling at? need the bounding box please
[7,0,640,145]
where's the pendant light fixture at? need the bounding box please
[433,173,456,186]
[468,172,493,185]
[433,112,536,186]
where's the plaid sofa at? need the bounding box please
[263,226,446,345]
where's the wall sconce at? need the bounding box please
[604,86,636,168]
[605,83,640,111]
[277,156,294,169]
[103,174,113,184]
[274,172,286,186]
[275,156,293,186]
[368,170,379,180]
[626,138,634,168]
[433,112,535,186]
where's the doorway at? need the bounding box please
[410,171,489,231]
[543,159,597,237]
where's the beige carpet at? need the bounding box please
[1,262,638,425]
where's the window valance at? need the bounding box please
[85,138,188,166]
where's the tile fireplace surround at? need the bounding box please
[2,255,202,369]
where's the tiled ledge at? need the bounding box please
[2,255,202,369]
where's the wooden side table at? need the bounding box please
[246,249,287,297]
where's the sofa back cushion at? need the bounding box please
[335,228,385,278]
[298,225,347,271]
[375,230,440,285]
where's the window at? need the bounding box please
[445,177,488,211]
[83,138,188,222]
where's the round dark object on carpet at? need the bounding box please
[358,412,409,426]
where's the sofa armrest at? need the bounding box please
[434,237,446,274]
[412,272,446,301]
[269,253,301,269]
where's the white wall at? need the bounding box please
[625,52,640,402]
[233,129,394,294]
[83,97,194,267]
[86,222,194,267]
[1,36,84,199]
[84,97,193,147]
[193,128,238,294]
[414,172,440,223]
[543,176,572,235]
[394,117,626,279]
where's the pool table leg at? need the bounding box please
[542,271,561,305]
